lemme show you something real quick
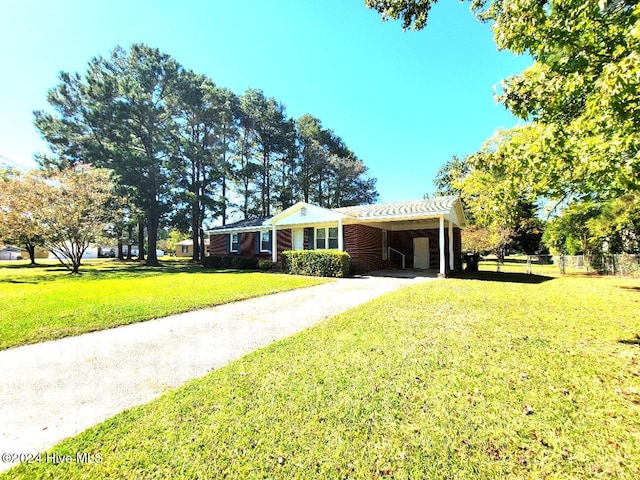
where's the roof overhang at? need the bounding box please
[340,198,466,229]
[175,239,210,245]
[206,224,270,235]
[206,197,467,235]
[267,202,351,227]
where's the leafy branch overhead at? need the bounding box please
[369,0,640,258]
[368,0,640,201]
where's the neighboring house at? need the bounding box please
[206,196,466,276]
[175,239,210,257]
[0,246,26,260]
[116,245,165,258]
[48,244,100,260]
[1,245,82,261]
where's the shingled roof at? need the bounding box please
[333,195,461,219]
[208,217,270,232]
[206,196,465,234]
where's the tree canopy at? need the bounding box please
[0,166,118,273]
[367,0,640,201]
[35,44,379,262]
[0,167,46,264]
[369,0,640,259]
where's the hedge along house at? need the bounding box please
[206,195,466,277]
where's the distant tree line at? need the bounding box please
[33,44,378,264]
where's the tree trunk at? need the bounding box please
[72,258,81,274]
[200,227,206,259]
[191,201,200,262]
[25,243,36,265]
[242,178,250,218]
[126,224,133,260]
[263,150,271,217]
[146,215,160,266]
[138,221,145,261]
[221,176,227,226]
[69,241,87,274]
[117,228,124,261]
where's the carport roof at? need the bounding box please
[206,196,466,234]
[334,196,462,220]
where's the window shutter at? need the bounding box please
[307,228,314,250]
[255,232,260,254]
[268,230,273,253]
[225,235,230,255]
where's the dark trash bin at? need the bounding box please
[465,253,479,272]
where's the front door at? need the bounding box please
[292,228,304,250]
[413,237,430,269]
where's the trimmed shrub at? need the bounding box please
[280,250,351,277]
[258,259,275,271]
[202,255,224,269]
[231,256,259,270]
[202,255,249,269]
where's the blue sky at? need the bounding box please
[0,0,530,202]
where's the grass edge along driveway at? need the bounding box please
[0,261,327,350]
[4,273,639,479]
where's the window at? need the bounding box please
[230,233,239,253]
[260,231,271,252]
[328,227,338,249]
[181,245,189,254]
[315,228,326,249]
[315,227,340,250]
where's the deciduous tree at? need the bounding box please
[0,169,46,264]
[41,166,118,273]
[367,0,640,200]
[1,166,117,273]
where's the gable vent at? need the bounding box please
[301,207,307,217]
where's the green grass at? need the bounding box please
[4,272,639,478]
[479,255,561,276]
[0,259,326,350]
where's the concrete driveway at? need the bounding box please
[0,271,437,472]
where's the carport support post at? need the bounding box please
[439,215,446,278]
[272,225,277,263]
[448,220,454,271]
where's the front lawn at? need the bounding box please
[4,272,639,478]
[0,259,326,350]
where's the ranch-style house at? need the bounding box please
[206,195,466,277]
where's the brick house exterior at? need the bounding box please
[206,196,466,276]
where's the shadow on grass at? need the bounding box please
[0,263,49,270]
[619,335,640,346]
[448,271,554,284]
[619,286,640,293]
[0,261,259,284]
